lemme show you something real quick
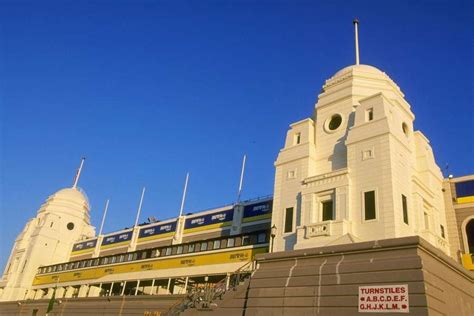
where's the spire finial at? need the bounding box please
[353,18,360,65]
[72,157,86,189]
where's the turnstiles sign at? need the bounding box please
[358,284,409,313]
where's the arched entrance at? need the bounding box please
[466,219,474,254]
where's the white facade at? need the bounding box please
[0,188,95,301]
[272,64,450,255]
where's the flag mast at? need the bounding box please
[134,187,146,227]
[98,199,110,235]
[72,157,86,189]
[236,155,247,204]
[179,173,190,217]
[353,18,360,65]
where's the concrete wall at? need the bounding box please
[213,236,473,316]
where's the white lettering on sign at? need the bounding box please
[191,218,205,225]
[358,285,409,313]
[211,213,226,221]
[119,234,129,240]
[253,205,269,212]
[160,225,172,231]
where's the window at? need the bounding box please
[440,225,445,238]
[322,200,334,221]
[227,238,235,248]
[127,254,134,261]
[402,122,409,136]
[424,212,430,229]
[213,240,221,249]
[284,207,294,233]
[201,242,208,251]
[328,114,342,131]
[165,247,172,256]
[102,257,108,265]
[177,246,183,254]
[188,244,195,253]
[294,132,301,145]
[257,232,267,243]
[118,255,125,263]
[110,256,116,264]
[366,108,374,121]
[242,235,250,246]
[402,195,409,224]
[364,191,376,220]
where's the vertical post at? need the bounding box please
[120,281,126,296]
[72,157,86,189]
[98,199,110,236]
[134,280,140,296]
[353,19,360,65]
[236,155,247,204]
[184,277,189,294]
[134,187,146,227]
[151,279,155,295]
[108,282,114,296]
[179,173,190,217]
[166,278,172,294]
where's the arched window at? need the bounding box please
[466,219,474,254]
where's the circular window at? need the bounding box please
[402,122,409,136]
[325,114,343,132]
[67,222,75,231]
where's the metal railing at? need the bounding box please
[164,261,255,315]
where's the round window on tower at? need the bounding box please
[324,113,343,132]
[67,222,75,231]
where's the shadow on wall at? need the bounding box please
[332,111,355,171]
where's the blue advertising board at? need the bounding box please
[71,239,97,253]
[184,208,234,233]
[101,230,133,248]
[243,200,273,222]
[138,221,177,241]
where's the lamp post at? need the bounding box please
[270,225,277,253]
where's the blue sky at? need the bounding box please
[0,1,472,270]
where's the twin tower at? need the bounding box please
[0,65,451,300]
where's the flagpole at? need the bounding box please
[72,157,86,189]
[236,155,246,204]
[134,187,146,227]
[98,199,110,235]
[179,173,189,217]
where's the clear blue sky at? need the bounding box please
[0,1,472,270]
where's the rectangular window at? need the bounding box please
[366,108,374,121]
[213,240,221,249]
[284,207,294,233]
[242,235,250,246]
[257,232,267,243]
[440,225,445,238]
[364,191,376,220]
[177,246,183,254]
[188,244,195,253]
[227,238,235,248]
[294,133,301,145]
[402,195,409,224]
[165,247,172,256]
[424,212,430,229]
[322,200,334,221]
[201,242,208,251]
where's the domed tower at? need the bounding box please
[272,21,449,256]
[0,159,96,301]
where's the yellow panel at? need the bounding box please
[100,241,131,250]
[70,248,95,256]
[242,213,272,223]
[32,247,267,286]
[462,253,474,271]
[183,221,232,234]
[137,232,175,243]
[456,196,474,204]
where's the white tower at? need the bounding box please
[271,22,450,257]
[0,161,96,301]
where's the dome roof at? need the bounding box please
[333,64,385,77]
[37,187,90,220]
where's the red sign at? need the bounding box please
[358,284,409,313]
